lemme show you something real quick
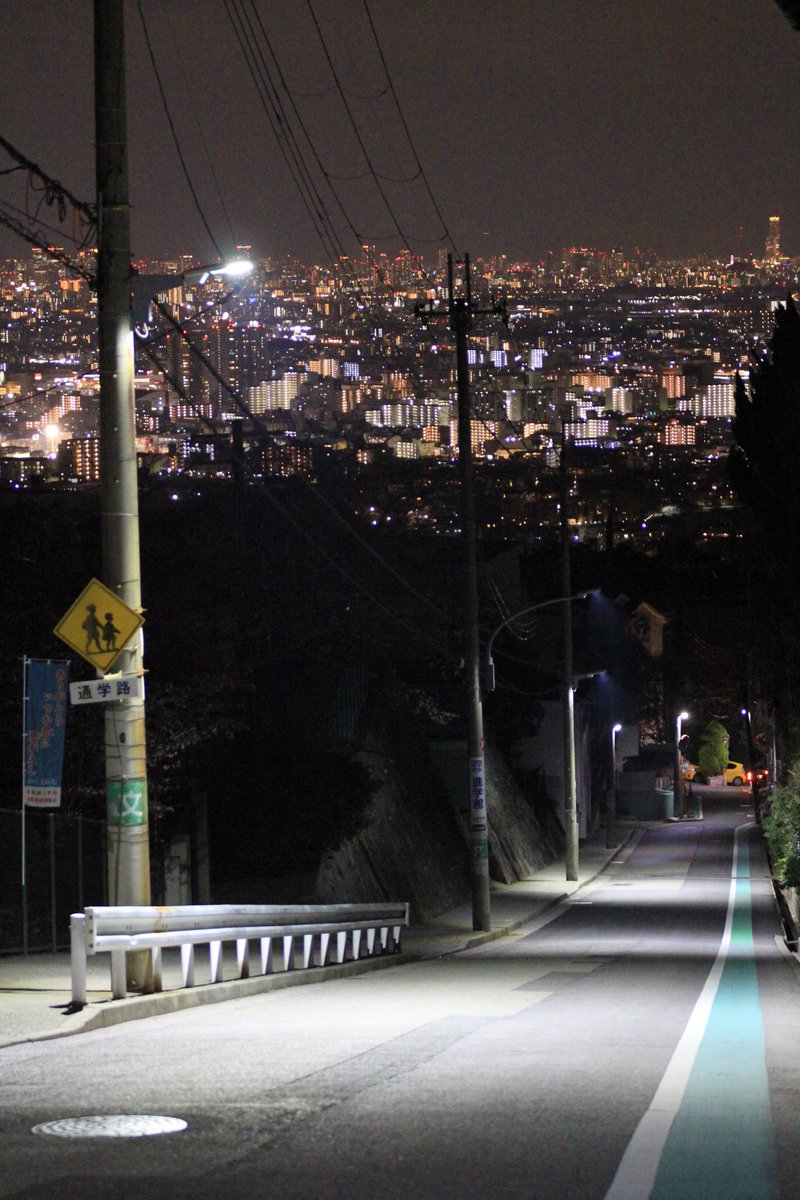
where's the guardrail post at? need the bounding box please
[111,950,127,999]
[259,936,272,974]
[150,947,162,992]
[319,932,330,966]
[70,914,87,1007]
[210,939,222,983]
[180,943,195,988]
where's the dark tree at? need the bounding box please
[775,1,800,33]
[730,297,800,751]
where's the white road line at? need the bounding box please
[603,824,746,1200]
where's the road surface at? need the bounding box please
[2,792,799,1199]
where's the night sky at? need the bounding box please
[2,0,799,265]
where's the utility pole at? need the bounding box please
[95,1,151,918]
[561,421,579,880]
[418,256,504,931]
[450,255,491,931]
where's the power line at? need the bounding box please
[305,0,423,249]
[361,0,459,256]
[136,0,224,259]
[0,134,96,227]
[159,0,238,256]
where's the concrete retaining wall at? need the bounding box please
[315,702,559,921]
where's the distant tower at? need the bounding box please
[765,215,781,261]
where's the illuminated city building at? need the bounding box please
[660,366,685,399]
[701,378,735,419]
[365,402,450,428]
[59,436,100,481]
[258,440,313,477]
[765,215,781,261]
[662,420,696,447]
[606,387,634,414]
[247,371,303,413]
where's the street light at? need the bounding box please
[741,707,761,823]
[132,259,254,332]
[609,723,622,848]
[675,710,689,817]
[482,591,597,882]
[567,670,604,877]
[483,590,594,695]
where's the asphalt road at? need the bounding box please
[3,792,800,1200]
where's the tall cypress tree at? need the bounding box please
[730,296,800,750]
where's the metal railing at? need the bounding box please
[70,901,410,1006]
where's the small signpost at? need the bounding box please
[54,578,144,673]
[69,675,145,705]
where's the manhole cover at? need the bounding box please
[32,1115,187,1138]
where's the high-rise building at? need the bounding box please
[765,215,781,261]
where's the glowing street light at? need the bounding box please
[131,258,254,331]
[675,710,689,817]
[43,424,60,456]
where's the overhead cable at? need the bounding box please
[361,0,459,255]
[136,0,224,259]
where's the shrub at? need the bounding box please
[698,720,729,779]
[763,766,800,888]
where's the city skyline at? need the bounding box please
[1,0,799,268]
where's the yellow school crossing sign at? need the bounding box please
[54,578,144,672]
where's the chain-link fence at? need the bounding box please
[0,807,106,954]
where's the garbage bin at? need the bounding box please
[655,788,674,820]
[685,789,703,820]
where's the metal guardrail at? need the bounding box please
[70,901,410,1006]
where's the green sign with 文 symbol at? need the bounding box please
[107,779,147,826]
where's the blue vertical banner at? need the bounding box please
[24,659,69,808]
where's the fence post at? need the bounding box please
[49,812,57,952]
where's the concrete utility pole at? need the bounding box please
[561,423,579,880]
[449,255,491,932]
[417,257,506,931]
[95,1,151,914]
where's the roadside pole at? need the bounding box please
[94,1,151,933]
[561,425,578,880]
[416,257,506,932]
[450,255,491,932]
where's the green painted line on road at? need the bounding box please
[605,825,780,1200]
[651,832,778,1200]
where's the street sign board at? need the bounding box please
[54,578,144,673]
[69,674,145,705]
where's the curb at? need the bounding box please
[1,951,417,1050]
[2,829,641,1050]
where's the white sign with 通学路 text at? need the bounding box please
[69,675,145,705]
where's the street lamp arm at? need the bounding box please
[132,259,254,329]
[485,590,594,670]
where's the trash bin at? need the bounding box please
[685,790,703,820]
[655,788,674,820]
